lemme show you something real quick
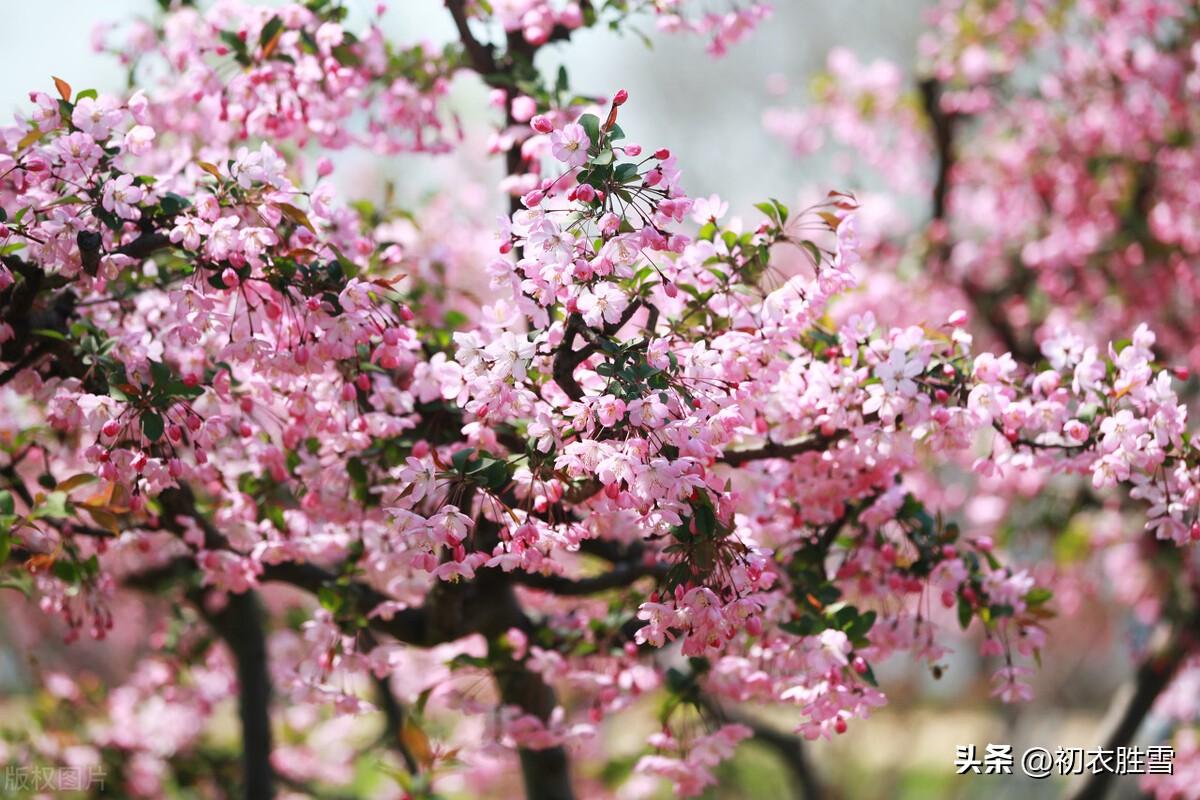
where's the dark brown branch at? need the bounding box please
[918,78,1039,364]
[700,697,822,799]
[197,589,275,800]
[1064,618,1195,800]
[0,342,50,386]
[116,231,172,260]
[719,434,840,467]
[507,561,667,595]
[552,315,590,401]
[445,0,496,75]
[490,634,575,800]
[918,78,957,224]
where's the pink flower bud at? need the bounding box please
[575,184,595,202]
[531,115,554,134]
[948,309,969,327]
[654,148,670,160]
[559,2,583,28]
[316,157,334,177]
[612,89,629,107]
[511,95,537,123]
[341,382,358,401]
[1063,419,1088,442]
[221,267,239,288]
[101,419,121,438]
[625,143,642,157]
[522,189,544,208]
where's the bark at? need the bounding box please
[200,590,275,800]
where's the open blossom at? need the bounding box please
[102,174,144,219]
[550,122,590,167]
[576,282,628,327]
[71,95,123,140]
[169,216,210,251]
[122,124,156,155]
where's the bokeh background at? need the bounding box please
[0,2,1149,798]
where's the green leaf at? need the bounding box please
[578,113,600,152]
[259,16,284,48]
[150,360,172,388]
[1024,587,1053,607]
[450,448,476,474]
[0,575,33,598]
[591,149,614,167]
[318,585,343,614]
[754,201,780,226]
[0,490,13,516]
[218,30,251,66]
[141,412,164,442]
[52,559,79,583]
[613,162,638,184]
[957,596,972,630]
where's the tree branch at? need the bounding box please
[1064,618,1195,800]
[445,0,496,75]
[507,561,667,595]
[719,434,840,467]
[197,589,275,800]
[699,697,822,799]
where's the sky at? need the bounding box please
[0,0,930,212]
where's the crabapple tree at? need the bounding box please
[0,1,1197,799]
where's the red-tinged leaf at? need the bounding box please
[197,161,223,180]
[52,76,72,102]
[56,474,97,493]
[275,202,316,233]
[25,553,57,574]
[85,506,121,536]
[816,211,842,231]
[79,482,115,510]
[17,127,43,151]
[400,719,435,768]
